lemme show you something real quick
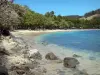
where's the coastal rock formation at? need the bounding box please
[0,66,8,75]
[28,49,42,60]
[63,57,79,68]
[2,36,29,55]
[0,35,45,75]
[7,55,42,75]
[9,60,36,75]
[45,52,58,60]
[0,41,9,66]
[0,44,9,55]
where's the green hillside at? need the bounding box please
[0,1,100,30]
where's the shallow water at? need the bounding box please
[35,30,100,58]
[19,30,100,74]
[42,30,100,51]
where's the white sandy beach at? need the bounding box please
[12,29,100,33]
[11,29,100,36]
[11,29,100,75]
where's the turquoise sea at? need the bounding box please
[34,30,100,74]
[35,30,100,59]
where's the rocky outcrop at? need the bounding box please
[28,49,42,60]
[0,66,8,75]
[2,36,29,54]
[63,57,79,68]
[0,44,9,56]
[0,40,9,66]
[0,35,45,75]
[45,52,58,60]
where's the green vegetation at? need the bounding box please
[84,9,100,17]
[0,1,100,30]
[15,5,100,29]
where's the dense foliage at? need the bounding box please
[0,1,100,30]
[84,9,100,17]
[18,8,100,29]
[0,1,21,30]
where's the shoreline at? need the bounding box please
[11,29,100,58]
[11,29,100,37]
[11,29,100,75]
[13,29,100,32]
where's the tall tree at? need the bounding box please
[0,0,21,30]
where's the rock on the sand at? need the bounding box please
[28,49,42,60]
[45,52,58,60]
[63,57,79,68]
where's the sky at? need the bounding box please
[14,0,100,16]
